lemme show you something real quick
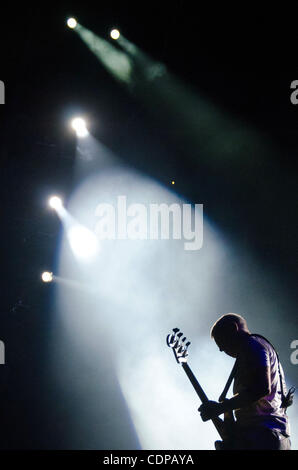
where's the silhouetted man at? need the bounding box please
[199,313,292,450]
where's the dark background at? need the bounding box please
[0,2,297,448]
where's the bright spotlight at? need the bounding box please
[41,272,53,283]
[68,224,99,260]
[71,117,89,138]
[49,196,63,210]
[67,18,77,29]
[110,29,120,40]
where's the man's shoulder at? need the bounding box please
[240,334,273,365]
[249,334,275,353]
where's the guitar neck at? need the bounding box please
[182,362,226,440]
[182,362,209,403]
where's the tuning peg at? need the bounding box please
[185,341,191,348]
[177,332,183,339]
[173,328,180,333]
[169,335,175,345]
[166,334,176,347]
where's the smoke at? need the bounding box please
[51,165,297,449]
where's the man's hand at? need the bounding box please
[198,401,225,422]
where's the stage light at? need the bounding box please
[41,271,53,283]
[71,117,89,138]
[49,196,63,210]
[110,29,120,40]
[67,18,77,29]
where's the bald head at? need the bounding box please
[211,313,250,357]
[211,313,249,338]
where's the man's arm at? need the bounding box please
[199,365,271,421]
[224,364,271,411]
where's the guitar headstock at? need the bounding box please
[166,328,191,364]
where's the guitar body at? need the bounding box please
[214,439,233,450]
[211,415,234,450]
[214,440,225,450]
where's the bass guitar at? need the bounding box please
[166,327,233,450]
